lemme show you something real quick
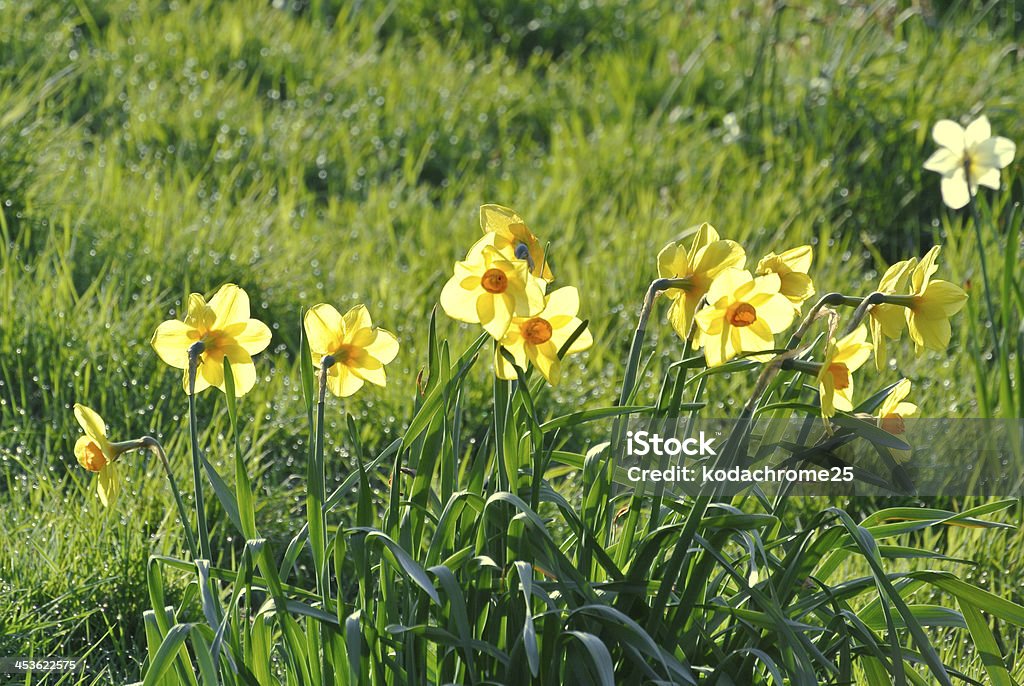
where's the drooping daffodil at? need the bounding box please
[658,223,746,341]
[876,378,918,463]
[440,244,546,339]
[303,303,400,398]
[151,284,272,396]
[494,286,593,385]
[923,115,1016,210]
[904,246,968,353]
[73,403,125,507]
[868,257,917,371]
[816,325,872,418]
[694,268,795,368]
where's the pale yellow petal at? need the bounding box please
[923,148,961,176]
[940,169,970,209]
[918,280,968,318]
[151,319,196,370]
[343,304,373,333]
[208,284,251,330]
[528,341,562,385]
[440,273,482,323]
[478,294,512,340]
[327,366,364,398]
[542,286,580,319]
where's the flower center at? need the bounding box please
[333,344,356,364]
[82,440,107,472]
[881,413,905,435]
[726,302,757,327]
[827,362,851,391]
[480,268,509,294]
[520,317,553,344]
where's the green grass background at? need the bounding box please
[2,0,1023,681]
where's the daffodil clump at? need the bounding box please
[649,221,968,424]
[440,204,593,385]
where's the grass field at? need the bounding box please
[2,1,1024,683]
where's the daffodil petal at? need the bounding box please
[964,115,991,148]
[74,403,107,440]
[528,341,562,385]
[440,274,481,323]
[932,119,965,151]
[940,170,970,209]
[209,284,251,330]
[97,464,119,508]
[923,148,961,175]
[151,319,196,370]
[234,319,272,356]
[327,366,364,397]
[343,304,373,332]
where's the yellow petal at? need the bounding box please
[184,293,215,330]
[97,464,119,508]
[327,366,364,397]
[151,319,196,370]
[233,319,272,357]
[701,328,729,368]
[542,286,580,318]
[923,148,961,175]
[478,294,513,340]
[304,303,343,355]
[917,280,968,318]
[906,311,952,352]
[686,223,721,264]
[973,136,1016,169]
[694,240,746,279]
[364,328,400,365]
[222,347,258,397]
[706,268,753,306]
[528,341,562,385]
[911,246,941,294]
[440,271,482,324]
[74,403,107,441]
[779,272,815,303]
[657,241,686,279]
[343,304,373,332]
[198,354,226,392]
[208,284,251,330]
[494,338,529,380]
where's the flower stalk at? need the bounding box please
[187,342,212,561]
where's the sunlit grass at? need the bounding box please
[1,0,1023,683]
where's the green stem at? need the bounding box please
[140,436,199,560]
[841,291,885,336]
[618,277,692,407]
[187,346,212,560]
[310,358,331,598]
[966,187,1002,361]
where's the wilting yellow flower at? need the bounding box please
[480,204,553,280]
[151,284,272,396]
[658,223,746,341]
[923,116,1016,209]
[694,268,795,367]
[755,245,815,307]
[876,379,917,463]
[73,403,121,507]
[868,257,917,371]
[303,303,399,398]
[494,286,593,385]
[440,244,546,339]
[817,325,872,418]
[904,246,968,353]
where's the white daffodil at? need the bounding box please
[923,116,1015,210]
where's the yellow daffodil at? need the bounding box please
[868,257,917,371]
[817,325,872,418]
[480,204,553,280]
[494,286,593,385]
[755,245,815,307]
[923,115,1016,209]
[73,403,122,507]
[440,244,546,339]
[658,223,746,341]
[151,284,272,396]
[303,303,399,398]
[694,268,795,367]
[904,246,968,353]
[876,379,917,463]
